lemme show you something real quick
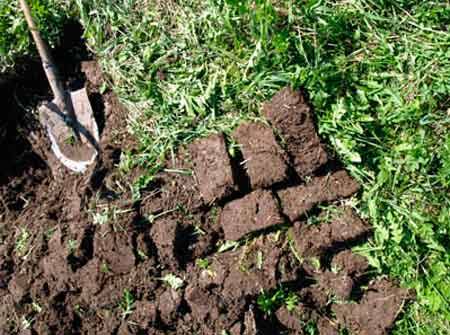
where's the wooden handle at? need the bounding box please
[19,0,66,104]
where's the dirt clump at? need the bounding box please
[300,271,354,308]
[157,287,183,325]
[275,303,316,332]
[219,189,284,240]
[130,300,158,329]
[233,122,289,189]
[140,150,203,215]
[94,229,136,275]
[333,279,413,335]
[189,133,238,204]
[331,250,369,278]
[263,87,328,177]
[291,207,371,257]
[150,216,179,270]
[278,170,360,221]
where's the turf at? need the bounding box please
[4,0,450,333]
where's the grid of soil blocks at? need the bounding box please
[0,79,413,335]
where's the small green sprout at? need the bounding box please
[285,292,299,312]
[119,289,135,319]
[161,274,184,290]
[67,239,78,254]
[196,258,210,270]
[15,228,30,257]
[100,262,110,274]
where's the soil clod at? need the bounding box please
[278,170,360,221]
[333,279,413,335]
[291,207,371,257]
[219,189,284,241]
[263,87,328,177]
[233,122,289,189]
[189,133,238,204]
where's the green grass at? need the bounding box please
[3,0,450,333]
[0,0,76,71]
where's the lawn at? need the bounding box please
[2,0,450,333]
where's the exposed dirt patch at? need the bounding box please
[333,279,414,335]
[0,68,411,335]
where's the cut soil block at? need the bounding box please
[263,87,328,177]
[219,189,284,241]
[233,122,289,189]
[278,170,360,221]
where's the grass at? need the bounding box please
[3,0,450,333]
[0,0,76,71]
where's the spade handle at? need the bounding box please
[19,0,66,105]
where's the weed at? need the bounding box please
[303,320,318,335]
[100,262,110,274]
[208,206,220,224]
[21,316,33,330]
[67,239,77,254]
[257,288,285,315]
[195,258,210,270]
[15,228,30,257]
[91,207,110,226]
[285,292,299,312]
[161,273,184,290]
[119,289,135,319]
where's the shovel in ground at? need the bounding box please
[19,0,99,173]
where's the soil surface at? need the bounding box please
[0,26,412,334]
[263,87,328,178]
[233,122,289,189]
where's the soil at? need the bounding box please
[262,87,329,178]
[277,170,361,221]
[0,23,412,334]
[189,133,238,204]
[219,189,284,241]
[233,122,289,189]
[291,207,371,258]
[332,279,414,335]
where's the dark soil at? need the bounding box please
[333,279,414,335]
[189,133,238,204]
[277,170,361,221]
[0,26,412,334]
[233,122,289,189]
[219,189,284,241]
[291,207,371,258]
[263,87,329,178]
